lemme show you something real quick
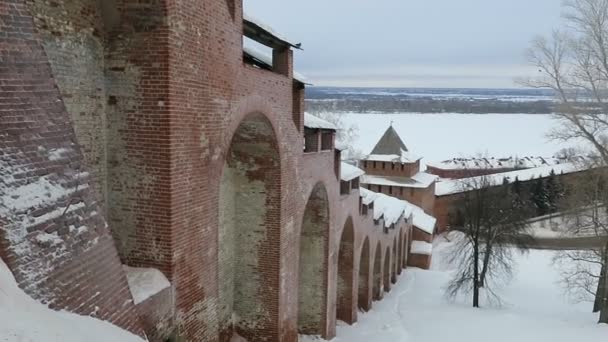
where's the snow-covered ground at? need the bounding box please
[336,113,572,164]
[0,257,145,342]
[303,238,608,342]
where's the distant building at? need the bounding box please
[426,156,587,179]
[358,126,438,268]
[360,125,438,215]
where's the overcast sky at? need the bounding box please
[244,0,563,88]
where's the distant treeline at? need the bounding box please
[306,98,555,114]
[305,87,557,114]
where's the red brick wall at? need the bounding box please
[135,287,175,341]
[434,194,457,233]
[413,228,433,243]
[7,0,423,341]
[408,253,432,269]
[298,153,413,339]
[0,0,142,335]
[426,166,520,179]
[361,159,420,178]
[433,171,588,233]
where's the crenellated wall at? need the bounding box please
[2,0,421,341]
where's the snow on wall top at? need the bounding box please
[341,162,365,182]
[360,188,436,233]
[364,150,421,163]
[360,187,380,205]
[435,162,581,196]
[335,141,349,151]
[370,191,412,228]
[0,257,145,342]
[124,266,171,305]
[411,206,436,235]
[411,241,433,255]
[361,171,437,189]
[427,155,587,170]
[243,45,308,83]
[304,113,337,130]
[412,172,439,186]
[243,13,299,48]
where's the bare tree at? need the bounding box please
[446,172,534,308]
[554,167,608,320]
[315,112,363,161]
[554,249,603,305]
[523,0,608,322]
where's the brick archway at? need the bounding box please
[336,217,355,324]
[383,247,391,293]
[372,242,383,301]
[297,182,330,335]
[391,238,398,284]
[404,229,412,267]
[218,112,282,341]
[358,237,371,311]
[397,229,404,274]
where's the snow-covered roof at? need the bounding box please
[361,172,437,189]
[243,13,301,49]
[411,206,436,235]
[243,45,307,83]
[341,162,365,182]
[304,113,337,130]
[412,172,439,186]
[360,187,380,205]
[359,188,437,233]
[364,150,422,163]
[124,266,171,305]
[366,190,413,228]
[435,162,581,197]
[335,141,349,151]
[427,155,587,171]
[411,240,433,255]
[0,257,145,342]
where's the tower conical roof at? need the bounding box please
[370,125,408,155]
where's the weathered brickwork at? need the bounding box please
[336,218,355,324]
[298,183,330,335]
[5,0,419,341]
[25,0,108,205]
[0,0,142,336]
[135,286,175,341]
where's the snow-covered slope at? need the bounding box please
[302,240,608,342]
[0,257,145,342]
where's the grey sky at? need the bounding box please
[244,0,563,88]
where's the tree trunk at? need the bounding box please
[599,243,608,323]
[473,237,480,308]
[594,256,606,313]
[479,243,492,288]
